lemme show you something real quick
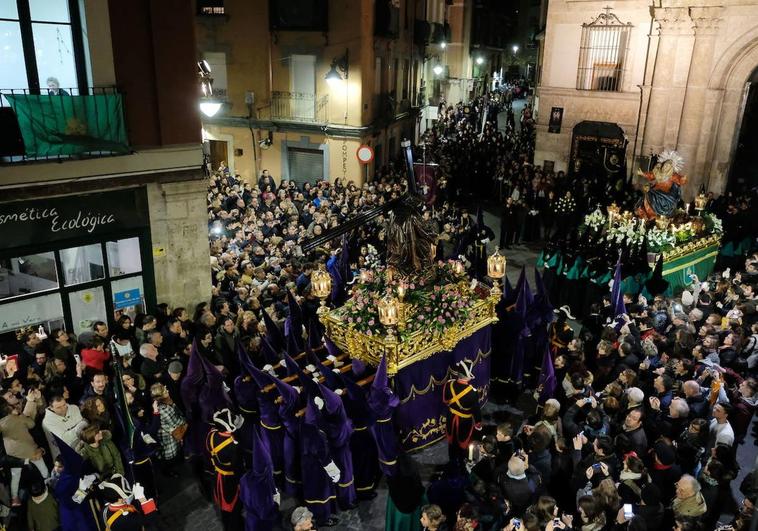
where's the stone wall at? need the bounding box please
[147,178,211,312]
[535,0,758,196]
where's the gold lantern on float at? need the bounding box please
[452,260,466,276]
[694,191,707,215]
[311,266,332,315]
[359,269,372,284]
[487,249,506,296]
[431,243,437,260]
[606,202,620,228]
[396,280,407,302]
[377,293,400,341]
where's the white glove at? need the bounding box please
[305,364,317,373]
[262,364,273,372]
[324,460,341,483]
[132,482,145,501]
[222,381,230,393]
[326,354,337,362]
[234,414,245,430]
[293,386,302,394]
[78,474,97,491]
[314,396,324,410]
[333,368,342,375]
[335,389,344,396]
[273,488,281,506]
[279,359,288,368]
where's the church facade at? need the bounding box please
[534,0,758,197]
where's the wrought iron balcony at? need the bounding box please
[0,87,130,164]
[271,91,328,124]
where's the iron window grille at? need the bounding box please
[576,9,632,92]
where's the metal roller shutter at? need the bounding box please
[287,147,324,186]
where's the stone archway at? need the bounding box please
[704,29,758,193]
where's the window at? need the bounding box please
[576,9,631,92]
[0,253,58,300]
[197,0,225,15]
[202,52,227,98]
[0,0,87,93]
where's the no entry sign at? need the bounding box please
[356,144,374,164]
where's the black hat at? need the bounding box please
[654,441,675,466]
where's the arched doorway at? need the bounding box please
[728,66,758,193]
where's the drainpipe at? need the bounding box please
[630,1,656,182]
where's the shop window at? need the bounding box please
[68,285,106,336]
[0,252,58,300]
[60,244,104,286]
[111,276,145,321]
[106,237,142,277]
[0,0,86,93]
[0,292,64,334]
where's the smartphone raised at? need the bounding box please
[623,503,634,519]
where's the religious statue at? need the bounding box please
[385,201,436,275]
[635,149,687,219]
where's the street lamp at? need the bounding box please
[433,64,444,76]
[440,41,447,49]
[476,56,485,65]
[198,59,223,118]
[325,49,349,86]
[512,45,519,54]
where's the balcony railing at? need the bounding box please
[271,91,328,124]
[0,87,130,164]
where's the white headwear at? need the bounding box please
[98,474,131,500]
[657,149,685,174]
[455,359,475,380]
[212,408,236,433]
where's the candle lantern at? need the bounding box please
[694,191,707,214]
[359,269,373,284]
[430,243,437,259]
[396,280,407,302]
[377,293,400,340]
[311,266,332,315]
[452,260,466,276]
[606,202,620,228]
[487,249,507,296]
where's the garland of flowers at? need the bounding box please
[646,226,676,252]
[338,260,474,338]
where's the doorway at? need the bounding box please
[208,140,228,174]
[290,54,316,120]
[728,68,758,193]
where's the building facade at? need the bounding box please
[0,0,208,342]
[196,0,433,187]
[535,0,758,196]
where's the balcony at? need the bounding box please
[0,87,130,164]
[271,92,328,124]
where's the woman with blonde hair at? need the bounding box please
[150,382,186,478]
[420,504,447,531]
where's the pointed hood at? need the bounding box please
[237,341,257,377]
[318,381,343,415]
[323,336,341,359]
[248,362,275,389]
[286,331,302,360]
[537,344,557,403]
[54,434,84,476]
[307,347,342,390]
[514,266,534,309]
[503,275,515,304]
[645,255,669,297]
[369,353,399,414]
[286,289,304,350]
[271,376,300,417]
[262,309,285,352]
[351,357,367,377]
[610,255,627,327]
[260,336,281,366]
[250,423,273,476]
[476,206,484,231]
[534,267,553,315]
[307,318,323,351]
[281,349,301,377]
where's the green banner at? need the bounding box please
[661,243,719,294]
[6,94,130,157]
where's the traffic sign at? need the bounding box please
[356,145,374,165]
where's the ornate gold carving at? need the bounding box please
[320,293,500,376]
[661,233,721,261]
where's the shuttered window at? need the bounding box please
[576,9,632,92]
[287,147,324,186]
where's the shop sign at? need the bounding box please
[0,189,149,250]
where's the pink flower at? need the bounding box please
[348,317,354,323]
[356,317,362,323]
[366,330,373,336]
[442,303,448,309]
[409,283,415,290]
[437,316,445,323]
[368,319,375,326]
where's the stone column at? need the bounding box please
[676,7,723,198]
[641,7,689,157]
